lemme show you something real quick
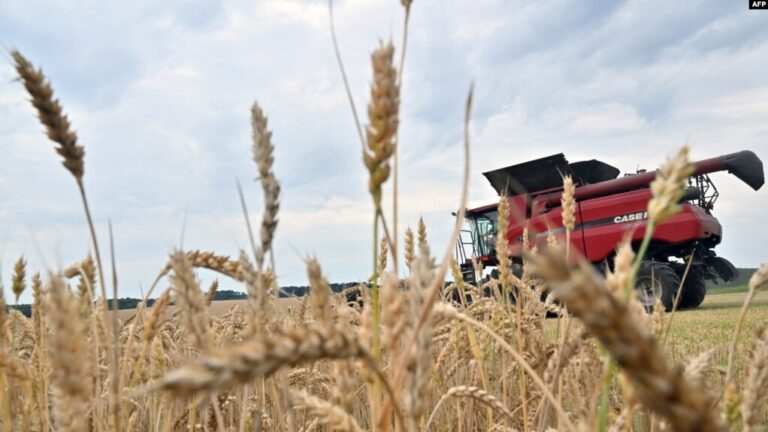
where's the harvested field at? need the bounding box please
[116,289,768,378]
[116,296,303,320]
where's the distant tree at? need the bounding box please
[213,290,247,301]
[9,304,31,318]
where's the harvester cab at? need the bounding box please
[457,150,764,310]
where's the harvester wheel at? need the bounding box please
[677,270,707,310]
[635,262,679,312]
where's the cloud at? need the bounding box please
[569,103,647,134]
[1,0,767,304]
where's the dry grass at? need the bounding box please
[4,3,768,431]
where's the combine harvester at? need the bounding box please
[456,150,764,310]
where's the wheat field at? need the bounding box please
[3,2,768,431]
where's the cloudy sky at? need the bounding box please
[1,0,767,303]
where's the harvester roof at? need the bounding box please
[482,153,620,196]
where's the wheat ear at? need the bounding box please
[238,251,272,335]
[403,244,435,421]
[307,258,333,324]
[11,256,27,303]
[47,274,93,432]
[417,217,427,251]
[11,51,84,179]
[425,385,514,431]
[529,247,719,431]
[290,389,363,432]
[381,272,406,366]
[204,279,219,306]
[561,175,575,257]
[495,194,514,291]
[251,102,280,271]
[682,350,715,385]
[162,250,243,282]
[404,227,415,271]
[169,250,211,353]
[132,290,170,386]
[149,324,370,395]
[363,41,399,210]
[647,146,694,224]
[740,324,768,430]
[606,239,635,297]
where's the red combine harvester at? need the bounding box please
[456,150,764,310]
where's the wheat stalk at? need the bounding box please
[403,245,435,422]
[12,50,119,426]
[386,85,473,425]
[391,0,415,279]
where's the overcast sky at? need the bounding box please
[2,0,767,303]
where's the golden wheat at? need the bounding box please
[5,15,768,432]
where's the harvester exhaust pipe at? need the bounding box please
[542,150,764,206]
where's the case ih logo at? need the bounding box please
[613,211,648,224]
[751,1,768,9]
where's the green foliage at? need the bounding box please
[706,268,757,290]
[9,303,31,317]
[708,284,749,295]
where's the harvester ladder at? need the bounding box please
[456,229,475,264]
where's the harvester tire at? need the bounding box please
[677,271,707,310]
[635,262,679,312]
